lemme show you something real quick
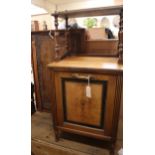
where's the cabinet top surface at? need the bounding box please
[48,56,123,73]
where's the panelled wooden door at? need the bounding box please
[62,78,106,128]
[55,72,118,139]
[32,32,55,111]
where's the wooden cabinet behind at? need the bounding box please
[31,31,55,112]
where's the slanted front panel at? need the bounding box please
[62,78,107,129]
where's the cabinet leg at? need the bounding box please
[55,131,59,141]
[109,149,115,155]
[54,129,62,142]
[109,143,115,155]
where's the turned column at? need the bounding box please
[65,15,69,29]
[118,9,123,64]
[53,13,60,60]
[54,13,59,30]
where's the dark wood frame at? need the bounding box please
[61,77,107,129]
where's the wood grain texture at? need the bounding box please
[54,71,118,137]
[31,39,42,110]
[111,75,123,139]
[48,56,123,74]
[54,30,69,60]
[48,56,123,154]
[53,29,86,60]
[65,81,103,126]
[32,112,122,155]
[32,139,90,155]
[32,32,55,111]
[85,40,118,56]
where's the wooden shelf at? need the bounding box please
[51,5,123,63]
[52,5,123,18]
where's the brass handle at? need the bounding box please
[72,74,94,80]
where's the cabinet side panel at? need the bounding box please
[31,38,42,110]
[34,33,55,111]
